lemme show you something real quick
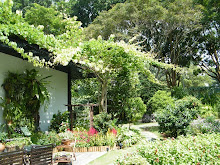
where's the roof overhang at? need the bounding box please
[0,35,89,80]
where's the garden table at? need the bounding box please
[54,144,76,164]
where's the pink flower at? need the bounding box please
[111,128,117,136]
[88,127,98,136]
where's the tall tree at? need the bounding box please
[12,0,54,12]
[85,0,203,87]
[196,0,220,83]
[24,3,67,35]
[56,0,126,27]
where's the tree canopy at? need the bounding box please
[0,0,178,113]
[85,0,220,86]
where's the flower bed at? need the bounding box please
[116,133,220,164]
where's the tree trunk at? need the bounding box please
[166,69,179,88]
[99,81,108,113]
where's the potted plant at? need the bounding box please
[0,132,7,152]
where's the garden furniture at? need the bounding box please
[29,144,53,165]
[54,141,76,164]
[0,149,24,165]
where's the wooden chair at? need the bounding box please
[30,144,53,165]
[0,149,24,165]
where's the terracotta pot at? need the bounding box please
[61,139,71,145]
[0,143,5,152]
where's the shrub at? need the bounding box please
[171,86,188,99]
[31,131,62,146]
[127,133,220,164]
[199,105,218,118]
[125,97,146,124]
[49,111,69,133]
[147,90,174,115]
[117,127,142,147]
[0,132,7,143]
[93,112,117,134]
[5,137,31,149]
[187,116,220,135]
[155,96,202,137]
[213,98,220,118]
[116,152,150,165]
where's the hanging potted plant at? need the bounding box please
[0,132,7,152]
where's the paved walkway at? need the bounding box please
[124,122,159,141]
[74,152,107,165]
[53,151,107,165]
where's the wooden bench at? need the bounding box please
[30,144,53,165]
[0,149,24,165]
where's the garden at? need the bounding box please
[0,0,220,164]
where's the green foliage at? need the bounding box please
[0,0,83,67]
[49,111,69,133]
[12,0,53,11]
[117,127,142,147]
[93,112,117,134]
[147,90,174,115]
[187,116,220,135]
[24,3,68,35]
[182,64,215,88]
[199,105,218,118]
[117,133,220,164]
[188,86,220,105]
[139,74,167,104]
[214,100,220,118]
[116,152,150,165]
[56,0,126,27]
[0,132,8,143]
[195,0,220,83]
[171,86,188,99]
[5,137,31,148]
[125,97,146,123]
[31,131,62,146]
[1,69,50,133]
[85,0,203,87]
[155,96,202,137]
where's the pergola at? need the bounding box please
[65,104,99,130]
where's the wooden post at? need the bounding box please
[90,105,94,128]
[68,68,73,131]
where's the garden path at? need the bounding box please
[74,152,107,165]
[53,151,107,165]
[124,122,159,141]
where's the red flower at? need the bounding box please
[110,128,117,136]
[88,127,98,136]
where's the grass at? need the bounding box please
[88,122,162,165]
[88,144,138,165]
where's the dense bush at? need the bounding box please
[214,98,220,118]
[125,97,146,123]
[5,137,32,149]
[49,111,69,133]
[171,86,188,99]
[116,152,150,165]
[31,131,62,146]
[155,96,201,137]
[117,127,142,147]
[187,116,220,135]
[93,112,117,134]
[199,105,218,118]
[146,90,174,115]
[116,133,220,164]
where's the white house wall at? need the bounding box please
[0,52,68,131]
